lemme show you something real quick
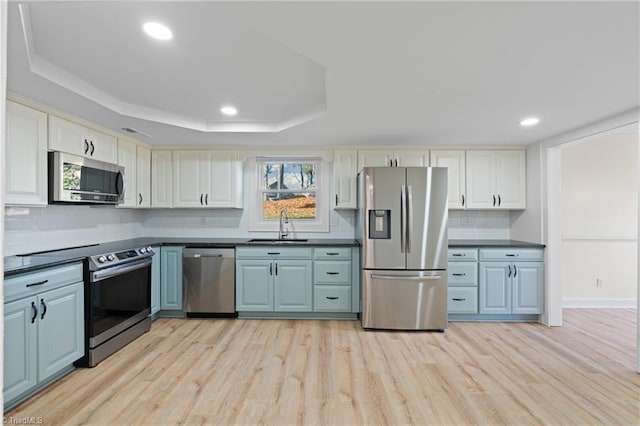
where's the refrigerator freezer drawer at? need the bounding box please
[362,270,447,330]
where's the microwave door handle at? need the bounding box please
[116,171,125,199]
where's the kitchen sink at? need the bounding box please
[247,238,308,243]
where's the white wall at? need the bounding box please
[560,132,638,307]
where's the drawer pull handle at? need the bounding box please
[452,273,466,277]
[452,254,465,257]
[326,297,339,300]
[26,279,48,288]
[267,252,280,255]
[506,254,519,257]
[326,272,340,275]
[31,302,38,324]
[40,299,47,320]
[452,298,466,301]
[326,252,340,256]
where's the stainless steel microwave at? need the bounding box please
[49,151,125,204]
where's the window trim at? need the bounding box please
[248,153,330,233]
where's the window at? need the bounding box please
[249,154,330,233]
[260,161,317,220]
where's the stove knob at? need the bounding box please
[98,256,107,263]
[147,246,154,253]
[139,247,147,254]
[107,254,115,261]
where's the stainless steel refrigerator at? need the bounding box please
[356,167,448,330]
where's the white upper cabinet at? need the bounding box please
[136,146,151,208]
[117,138,138,208]
[5,101,48,206]
[49,116,117,163]
[173,150,243,208]
[466,150,526,209]
[430,150,466,209]
[358,149,429,168]
[151,150,173,208]
[333,150,358,209]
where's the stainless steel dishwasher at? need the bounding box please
[183,248,236,317]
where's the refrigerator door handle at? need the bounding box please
[407,185,413,253]
[371,274,442,280]
[400,184,406,253]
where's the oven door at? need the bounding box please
[89,258,151,348]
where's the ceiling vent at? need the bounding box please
[121,127,152,138]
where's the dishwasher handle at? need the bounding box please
[183,249,234,259]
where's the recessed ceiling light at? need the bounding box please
[520,117,540,126]
[221,106,238,116]
[143,22,172,41]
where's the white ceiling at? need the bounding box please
[7,1,639,148]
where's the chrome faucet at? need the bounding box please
[279,209,289,240]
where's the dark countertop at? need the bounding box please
[448,239,546,248]
[5,238,543,276]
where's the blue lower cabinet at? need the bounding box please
[150,247,161,316]
[273,261,312,312]
[236,260,274,311]
[4,263,84,409]
[160,246,183,311]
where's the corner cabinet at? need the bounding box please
[466,150,526,209]
[333,150,358,209]
[5,101,48,206]
[4,263,84,410]
[48,115,117,163]
[173,150,243,208]
[479,248,544,314]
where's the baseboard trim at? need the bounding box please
[563,298,637,308]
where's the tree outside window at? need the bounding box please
[260,161,317,220]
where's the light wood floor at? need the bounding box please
[6,309,639,425]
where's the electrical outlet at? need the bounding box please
[596,278,603,288]
[330,213,340,227]
[461,216,472,225]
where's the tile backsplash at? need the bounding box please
[4,206,511,256]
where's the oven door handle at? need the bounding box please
[91,259,152,282]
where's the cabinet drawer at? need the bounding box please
[236,247,312,259]
[448,287,478,314]
[5,263,83,303]
[479,248,544,261]
[313,261,351,284]
[313,248,351,259]
[448,249,478,261]
[314,286,351,312]
[447,263,478,286]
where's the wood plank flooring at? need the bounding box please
[6,309,639,425]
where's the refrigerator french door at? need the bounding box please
[358,167,448,330]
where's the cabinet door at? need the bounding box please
[117,138,137,208]
[37,283,84,382]
[512,262,544,314]
[395,150,429,167]
[48,116,86,157]
[5,101,48,206]
[479,262,511,314]
[466,151,496,209]
[236,260,274,311]
[430,150,466,209]
[358,150,394,168]
[87,129,118,163]
[151,151,173,207]
[333,150,358,209]
[173,150,208,207]
[160,247,183,310]
[136,146,151,207]
[3,297,37,403]
[274,260,313,312]
[496,151,526,209]
[206,151,243,208]
[150,248,161,316]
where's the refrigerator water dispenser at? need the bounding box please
[369,210,391,239]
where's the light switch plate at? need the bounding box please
[330,213,340,226]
